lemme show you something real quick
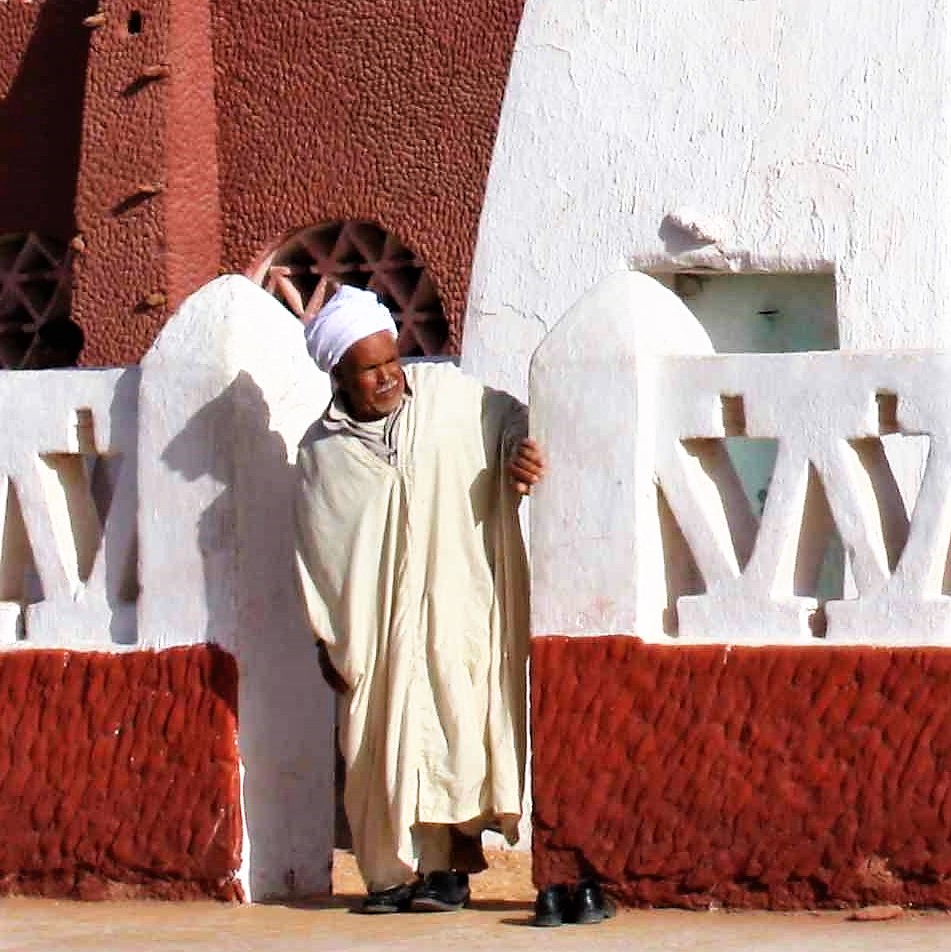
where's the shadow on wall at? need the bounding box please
[161,370,335,897]
[160,377,243,641]
[0,0,97,237]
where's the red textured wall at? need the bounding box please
[532,636,951,909]
[0,645,240,900]
[209,0,526,354]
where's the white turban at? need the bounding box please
[304,285,398,373]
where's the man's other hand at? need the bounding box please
[508,437,546,495]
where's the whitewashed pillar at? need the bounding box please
[529,270,713,637]
[138,275,334,899]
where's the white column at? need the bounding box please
[529,270,713,638]
[138,274,334,899]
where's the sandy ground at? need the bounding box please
[2,850,951,952]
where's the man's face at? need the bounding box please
[333,330,405,421]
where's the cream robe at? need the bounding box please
[294,362,530,888]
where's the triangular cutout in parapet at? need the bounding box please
[722,436,779,523]
[38,423,128,590]
[792,463,844,637]
[657,486,705,635]
[879,433,929,527]
[86,453,121,534]
[88,452,138,602]
[670,392,778,576]
[0,478,43,627]
[679,435,778,573]
[39,452,103,583]
[36,446,136,602]
[847,435,917,574]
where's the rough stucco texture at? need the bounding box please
[532,636,951,909]
[0,645,241,900]
[74,0,221,367]
[72,0,171,367]
[4,0,523,365]
[209,0,526,354]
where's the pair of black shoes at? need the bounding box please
[361,871,470,914]
[533,879,616,927]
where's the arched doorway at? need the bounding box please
[250,220,450,357]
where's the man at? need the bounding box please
[294,285,545,913]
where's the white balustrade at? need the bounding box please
[532,270,951,646]
[0,368,138,646]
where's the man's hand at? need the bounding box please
[508,437,546,495]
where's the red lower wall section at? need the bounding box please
[0,645,241,900]
[531,636,951,909]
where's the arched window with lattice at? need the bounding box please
[249,221,450,357]
[0,233,82,370]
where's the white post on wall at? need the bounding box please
[138,275,333,899]
[529,271,713,638]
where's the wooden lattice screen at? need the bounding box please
[0,233,80,370]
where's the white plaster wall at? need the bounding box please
[138,275,334,900]
[465,0,951,398]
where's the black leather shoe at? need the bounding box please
[533,884,571,926]
[411,870,471,911]
[570,878,616,925]
[360,880,416,914]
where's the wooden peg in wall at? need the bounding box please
[133,182,165,198]
[142,64,172,80]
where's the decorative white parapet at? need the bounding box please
[138,275,333,899]
[0,368,138,646]
[531,270,950,646]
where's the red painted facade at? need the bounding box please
[0,646,240,900]
[0,0,526,366]
[211,0,526,358]
[71,0,222,366]
[532,636,951,909]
